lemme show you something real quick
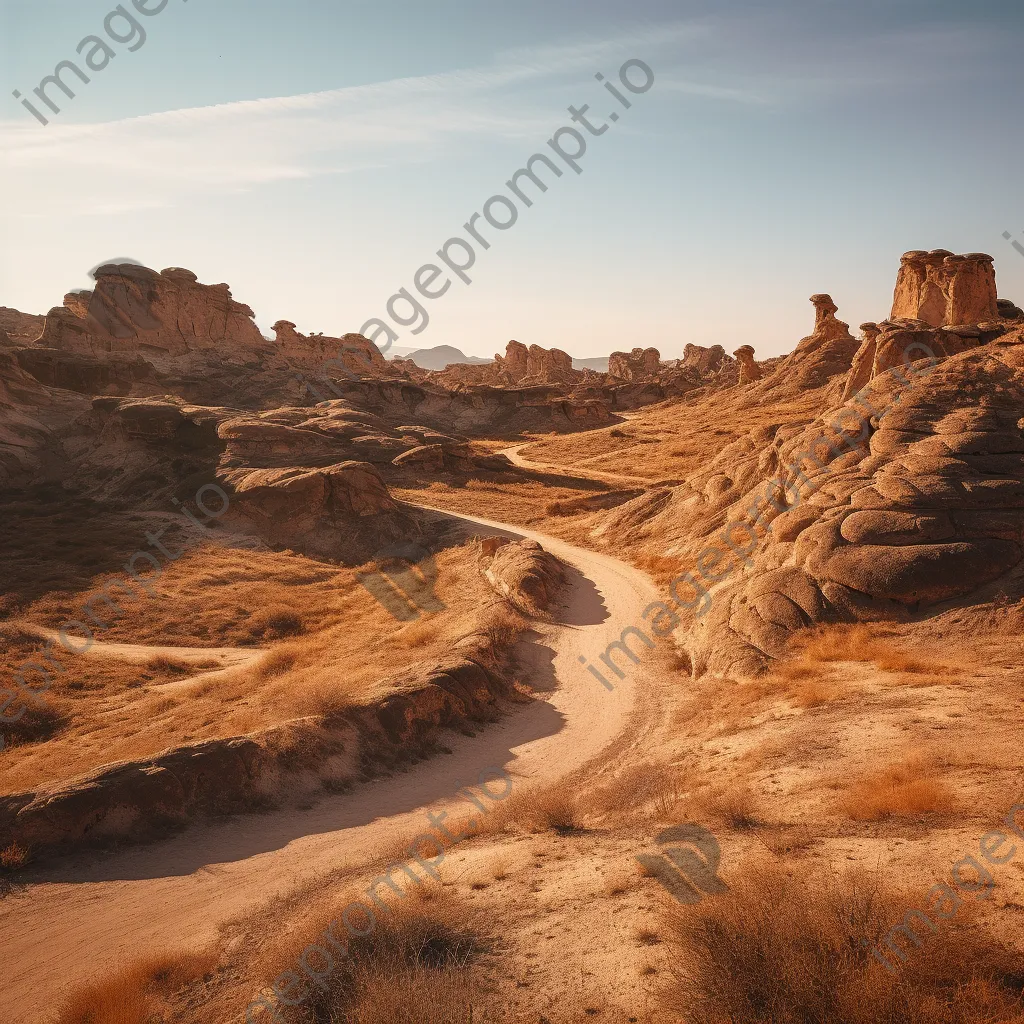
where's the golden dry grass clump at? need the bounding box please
[475,784,585,836]
[55,949,218,1024]
[840,756,956,822]
[663,863,1024,1024]
[254,883,486,1024]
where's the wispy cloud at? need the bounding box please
[0,21,712,217]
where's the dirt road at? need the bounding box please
[1,505,663,1021]
[501,441,657,487]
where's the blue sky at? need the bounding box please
[2,0,1024,359]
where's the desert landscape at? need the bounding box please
[3,3,1024,1023]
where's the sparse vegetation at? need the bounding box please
[55,949,218,1024]
[0,841,31,872]
[840,756,956,821]
[663,864,1024,1024]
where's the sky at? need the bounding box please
[2,0,1024,360]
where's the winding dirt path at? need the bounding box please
[501,441,657,487]
[1,506,662,1022]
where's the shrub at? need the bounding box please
[662,864,1024,1024]
[54,949,217,1024]
[248,605,305,640]
[841,757,955,821]
[0,699,67,747]
[0,841,31,872]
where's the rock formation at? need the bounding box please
[682,343,729,375]
[768,294,859,392]
[272,321,388,376]
[890,250,998,327]
[596,249,1024,680]
[608,347,660,380]
[0,345,89,488]
[479,538,566,617]
[733,345,762,384]
[35,264,268,365]
[0,307,45,343]
[493,340,576,385]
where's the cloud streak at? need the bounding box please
[0,21,711,217]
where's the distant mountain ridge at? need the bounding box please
[399,345,493,370]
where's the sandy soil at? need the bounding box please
[0,502,665,1023]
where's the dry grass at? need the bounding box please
[770,658,845,707]
[1,540,517,795]
[585,761,692,823]
[257,884,486,1024]
[54,949,218,1024]
[662,863,1024,1024]
[794,624,946,675]
[0,841,31,871]
[477,785,585,836]
[840,756,956,821]
[694,783,762,831]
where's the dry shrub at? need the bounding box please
[770,657,847,706]
[603,863,642,896]
[795,624,942,675]
[249,605,306,640]
[798,624,877,663]
[0,840,31,871]
[265,885,485,1023]
[253,646,300,680]
[586,761,690,822]
[343,968,484,1024]
[145,656,190,674]
[0,698,68,746]
[841,757,955,821]
[634,923,661,946]
[696,784,762,831]
[55,949,217,1024]
[662,863,1024,1024]
[546,497,588,516]
[790,674,843,707]
[477,785,584,836]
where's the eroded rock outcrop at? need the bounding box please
[36,264,268,364]
[768,293,860,392]
[682,343,729,375]
[480,537,566,618]
[220,460,415,559]
[272,321,388,376]
[690,334,1024,677]
[733,345,763,385]
[608,347,661,381]
[596,250,1024,679]
[0,345,89,488]
[891,250,998,327]
[493,340,576,385]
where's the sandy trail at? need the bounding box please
[11,625,265,696]
[502,441,657,486]
[1,505,661,1021]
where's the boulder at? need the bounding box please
[221,460,414,558]
[392,444,445,470]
